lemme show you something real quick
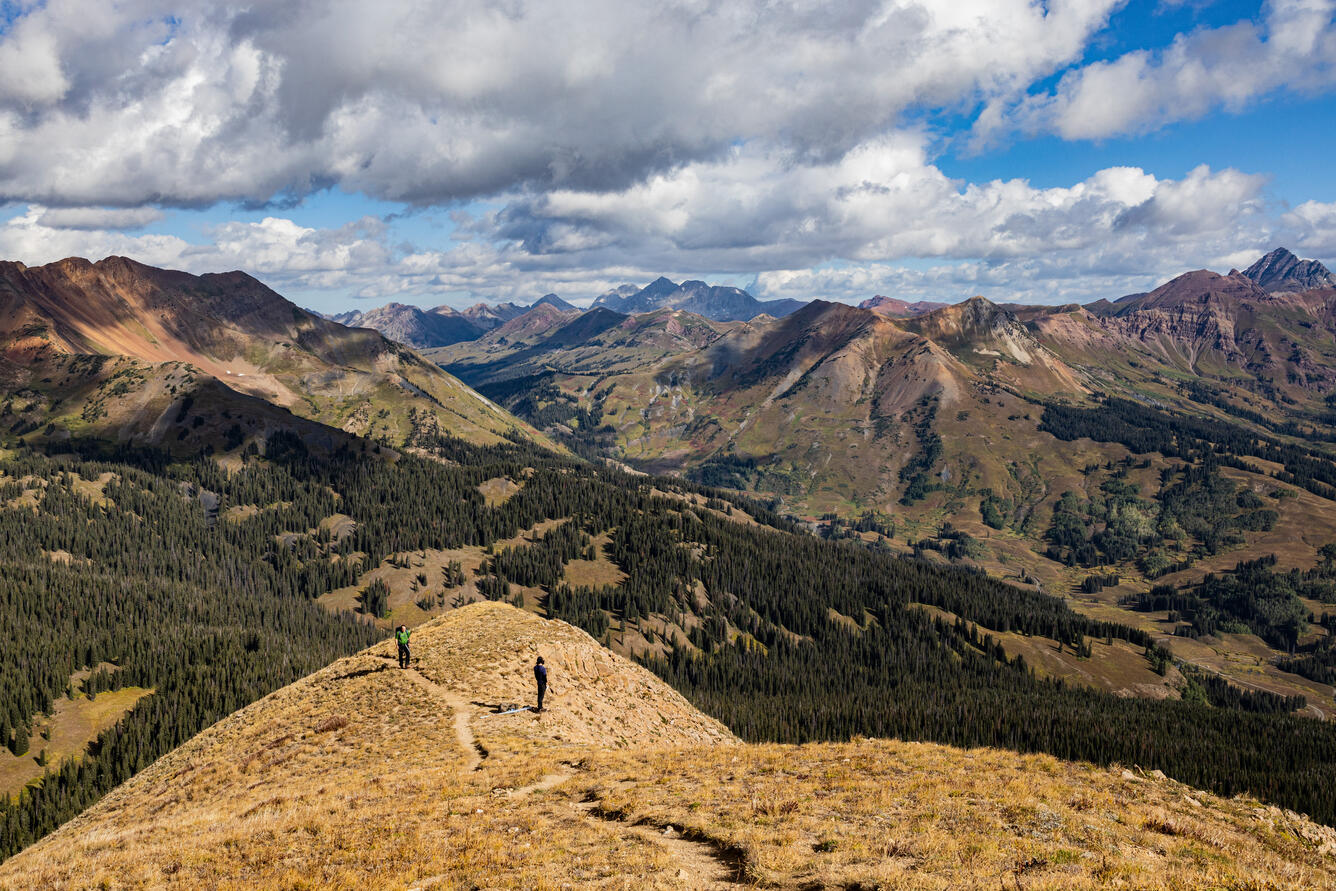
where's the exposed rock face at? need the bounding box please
[1098,270,1264,368]
[1242,247,1336,293]
[0,255,550,448]
[858,295,949,317]
[336,302,483,348]
[1073,268,1336,385]
[594,276,807,321]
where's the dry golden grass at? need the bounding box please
[578,741,1336,889]
[0,686,153,798]
[4,602,1333,890]
[476,476,524,507]
[560,533,626,589]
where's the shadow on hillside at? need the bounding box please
[328,664,390,682]
[471,700,532,714]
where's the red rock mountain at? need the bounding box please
[0,256,547,450]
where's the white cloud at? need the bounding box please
[1282,199,1336,256]
[1,1,1333,309]
[474,137,1271,285]
[0,206,189,267]
[35,206,165,230]
[984,0,1336,142]
[0,0,1122,206]
[0,136,1305,309]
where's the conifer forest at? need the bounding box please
[4,429,1336,859]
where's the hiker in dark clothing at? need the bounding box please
[395,625,411,669]
[534,656,548,712]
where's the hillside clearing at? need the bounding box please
[0,686,152,800]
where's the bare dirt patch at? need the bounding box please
[560,532,626,589]
[477,476,524,507]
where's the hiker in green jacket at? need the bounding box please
[395,625,411,669]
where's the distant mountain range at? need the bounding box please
[591,276,807,321]
[1242,247,1336,293]
[0,256,548,451]
[330,278,803,349]
[328,302,485,349]
[329,293,578,350]
[330,248,1336,354]
[430,248,1336,640]
[858,295,950,317]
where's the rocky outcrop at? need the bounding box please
[595,276,806,321]
[337,302,483,348]
[1242,247,1336,293]
[858,295,948,317]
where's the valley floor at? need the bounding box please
[2,603,1333,890]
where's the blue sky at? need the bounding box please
[0,0,1333,312]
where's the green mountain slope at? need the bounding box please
[4,431,1336,865]
[432,264,1336,722]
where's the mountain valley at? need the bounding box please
[1,254,1336,883]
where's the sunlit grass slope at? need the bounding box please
[3,602,1332,890]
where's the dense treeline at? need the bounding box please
[1178,665,1307,714]
[493,461,1336,825]
[1,430,800,861]
[1126,554,1334,652]
[7,419,1336,863]
[1182,381,1336,444]
[1279,642,1336,685]
[0,449,381,859]
[1040,397,1336,500]
[475,375,617,460]
[648,627,1336,824]
[898,398,944,505]
[1044,458,1277,571]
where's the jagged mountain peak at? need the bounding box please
[1242,247,1336,293]
[533,292,577,312]
[859,295,949,317]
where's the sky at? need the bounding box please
[1,0,1335,313]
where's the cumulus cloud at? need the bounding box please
[35,206,165,230]
[0,0,1121,207]
[472,138,1271,283]
[2,1,1333,308]
[0,206,189,267]
[1,135,1307,309]
[982,0,1336,142]
[1281,199,1336,256]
